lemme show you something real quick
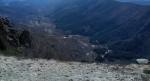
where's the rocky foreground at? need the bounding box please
[0,55,150,81]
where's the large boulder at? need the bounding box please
[136,59,149,64]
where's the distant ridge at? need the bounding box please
[50,0,150,60]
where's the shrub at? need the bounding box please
[143,69,150,74]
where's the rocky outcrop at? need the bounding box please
[0,17,32,55]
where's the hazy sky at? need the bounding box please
[2,0,150,2]
[1,0,150,5]
[117,0,150,5]
[117,0,150,2]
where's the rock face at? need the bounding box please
[0,17,17,50]
[0,17,10,50]
[0,17,31,55]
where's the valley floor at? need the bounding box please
[0,55,149,81]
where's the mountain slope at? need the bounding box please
[50,0,150,43]
[0,0,150,61]
[48,0,150,59]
